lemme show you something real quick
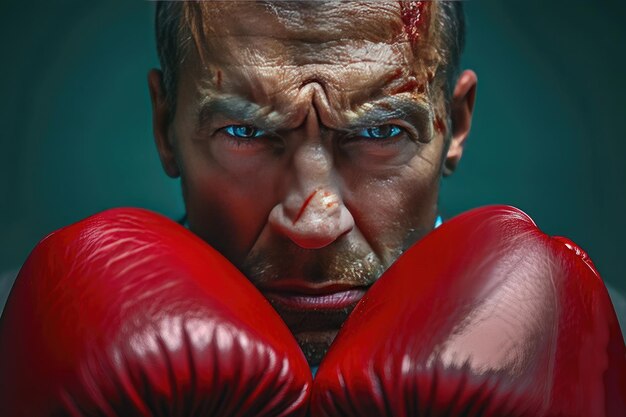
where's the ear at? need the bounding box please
[443,70,477,176]
[148,69,180,178]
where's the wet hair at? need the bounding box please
[154,1,465,110]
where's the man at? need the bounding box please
[1,1,624,415]
[148,0,475,366]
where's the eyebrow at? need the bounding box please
[345,97,433,131]
[196,94,433,134]
[196,95,287,132]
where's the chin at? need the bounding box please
[293,330,339,366]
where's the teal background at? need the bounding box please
[1,1,625,292]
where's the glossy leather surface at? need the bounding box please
[311,205,626,416]
[0,208,311,416]
[2,205,624,416]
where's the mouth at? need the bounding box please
[260,280,369,311]
[258,279,370,365]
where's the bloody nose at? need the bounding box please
[269,188,354,249]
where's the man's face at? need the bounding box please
[150,1,475,365]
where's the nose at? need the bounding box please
[268,142,354,249]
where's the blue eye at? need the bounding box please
[224,125,265,139]
[358,125,402,139]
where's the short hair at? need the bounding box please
[155,1,465,111]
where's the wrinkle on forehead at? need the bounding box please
[191,39,414,69]
[186,1,405,43]
[183,1,443,67]
[180,1,447,131]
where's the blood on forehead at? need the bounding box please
[399,1,430,44]
[182,0,445,110]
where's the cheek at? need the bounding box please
[179,144,281,265]
[342,151,442,258]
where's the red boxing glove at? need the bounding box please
[312,205,626,416]
[0,208,310,416]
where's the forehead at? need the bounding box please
[184,1,435,69]
[179,1,438,128]
[192,1,407,44]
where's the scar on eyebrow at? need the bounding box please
[400,1,430,44]
[293,190,318,224]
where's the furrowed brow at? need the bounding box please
[196,96,286,132]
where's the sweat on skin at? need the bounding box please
[149,1,477,365]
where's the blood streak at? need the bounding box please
[399,1,429,44]
[216,69,222,89]
[293,190,317,224]
[385,68,403,85]
[390,79,423,95]
[434,115,446,134]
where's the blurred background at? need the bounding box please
[1,1,625,293]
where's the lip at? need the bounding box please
[260,280,368,311]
